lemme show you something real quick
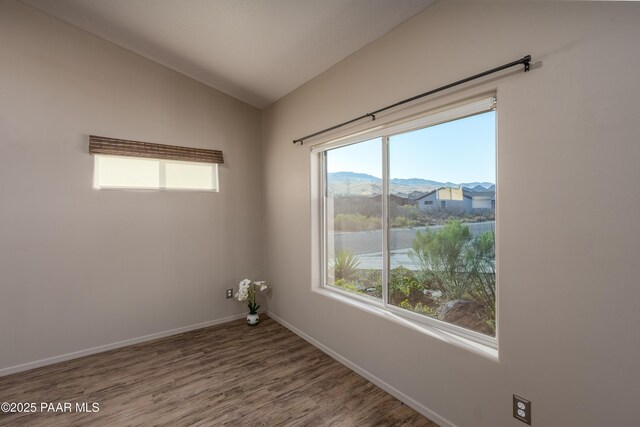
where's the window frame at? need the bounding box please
[93,154,219,192]
[313,95,498,350]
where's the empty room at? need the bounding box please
[1,1,639,426]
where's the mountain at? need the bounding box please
[327,171,380,183]
[327,172,494,196]
[389,177,455,187]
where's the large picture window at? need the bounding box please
[318,97,497,343]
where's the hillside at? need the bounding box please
[327,171,494,196]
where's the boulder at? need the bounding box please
[437,299,493,335]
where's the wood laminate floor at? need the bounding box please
[0,316,438,426]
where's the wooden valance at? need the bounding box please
[89,135,223,164]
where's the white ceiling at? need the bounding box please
[22,0,435,108]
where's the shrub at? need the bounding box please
[409,219,473,300]
[333,278,359,293]
[465,231,496,323]
[391,203,420,221]
[362,269,382,298]
[333,195,381,218]
[388,267,424,305]
[391,216,410,228]
[399,299,437,317]
[408,220,496,332]
[334,213,381,231]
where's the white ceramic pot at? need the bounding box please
[247,313,259,326]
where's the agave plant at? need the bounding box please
[332,249,360,281]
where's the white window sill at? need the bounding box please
[311,286,499,361]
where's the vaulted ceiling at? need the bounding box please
[22,0,435,108]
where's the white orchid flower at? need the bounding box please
[233,279,268,303]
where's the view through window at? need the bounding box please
[325,137,383,302]
[323,105,496,338]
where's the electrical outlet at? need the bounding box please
[513,395,531,425]
[226,289,233,299]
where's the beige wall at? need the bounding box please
[0,0,263,370]
[3,0,640,425]
[263,1,640,426]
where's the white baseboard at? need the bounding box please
[267,311,457,427]
[0,313,247,377]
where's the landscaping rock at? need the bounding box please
[437,299,493,335]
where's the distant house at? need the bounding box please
[415,187,472,210]
[469,190,496,209]
[407,191,427,203]
[415,187,495,210]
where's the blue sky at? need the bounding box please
[326,111,496,184]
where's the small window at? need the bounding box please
[94,155,218,191]
[424,200,433,205]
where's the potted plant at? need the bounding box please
[235,279,268,326]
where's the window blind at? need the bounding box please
[89,135,223,164]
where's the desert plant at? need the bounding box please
[409,220,496,332]
[388,267,424,304]
[333,278,360,293]
[333,195,382,218]
[390,203,420,221]
[332,249,360,282]
[465,230,496,323]
[391,216,411,228]
[399,299,437,317]
[334,213,381,231]
[409,219,473,300]
[363,269,382,298]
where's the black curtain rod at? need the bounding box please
[293,54,532,145]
